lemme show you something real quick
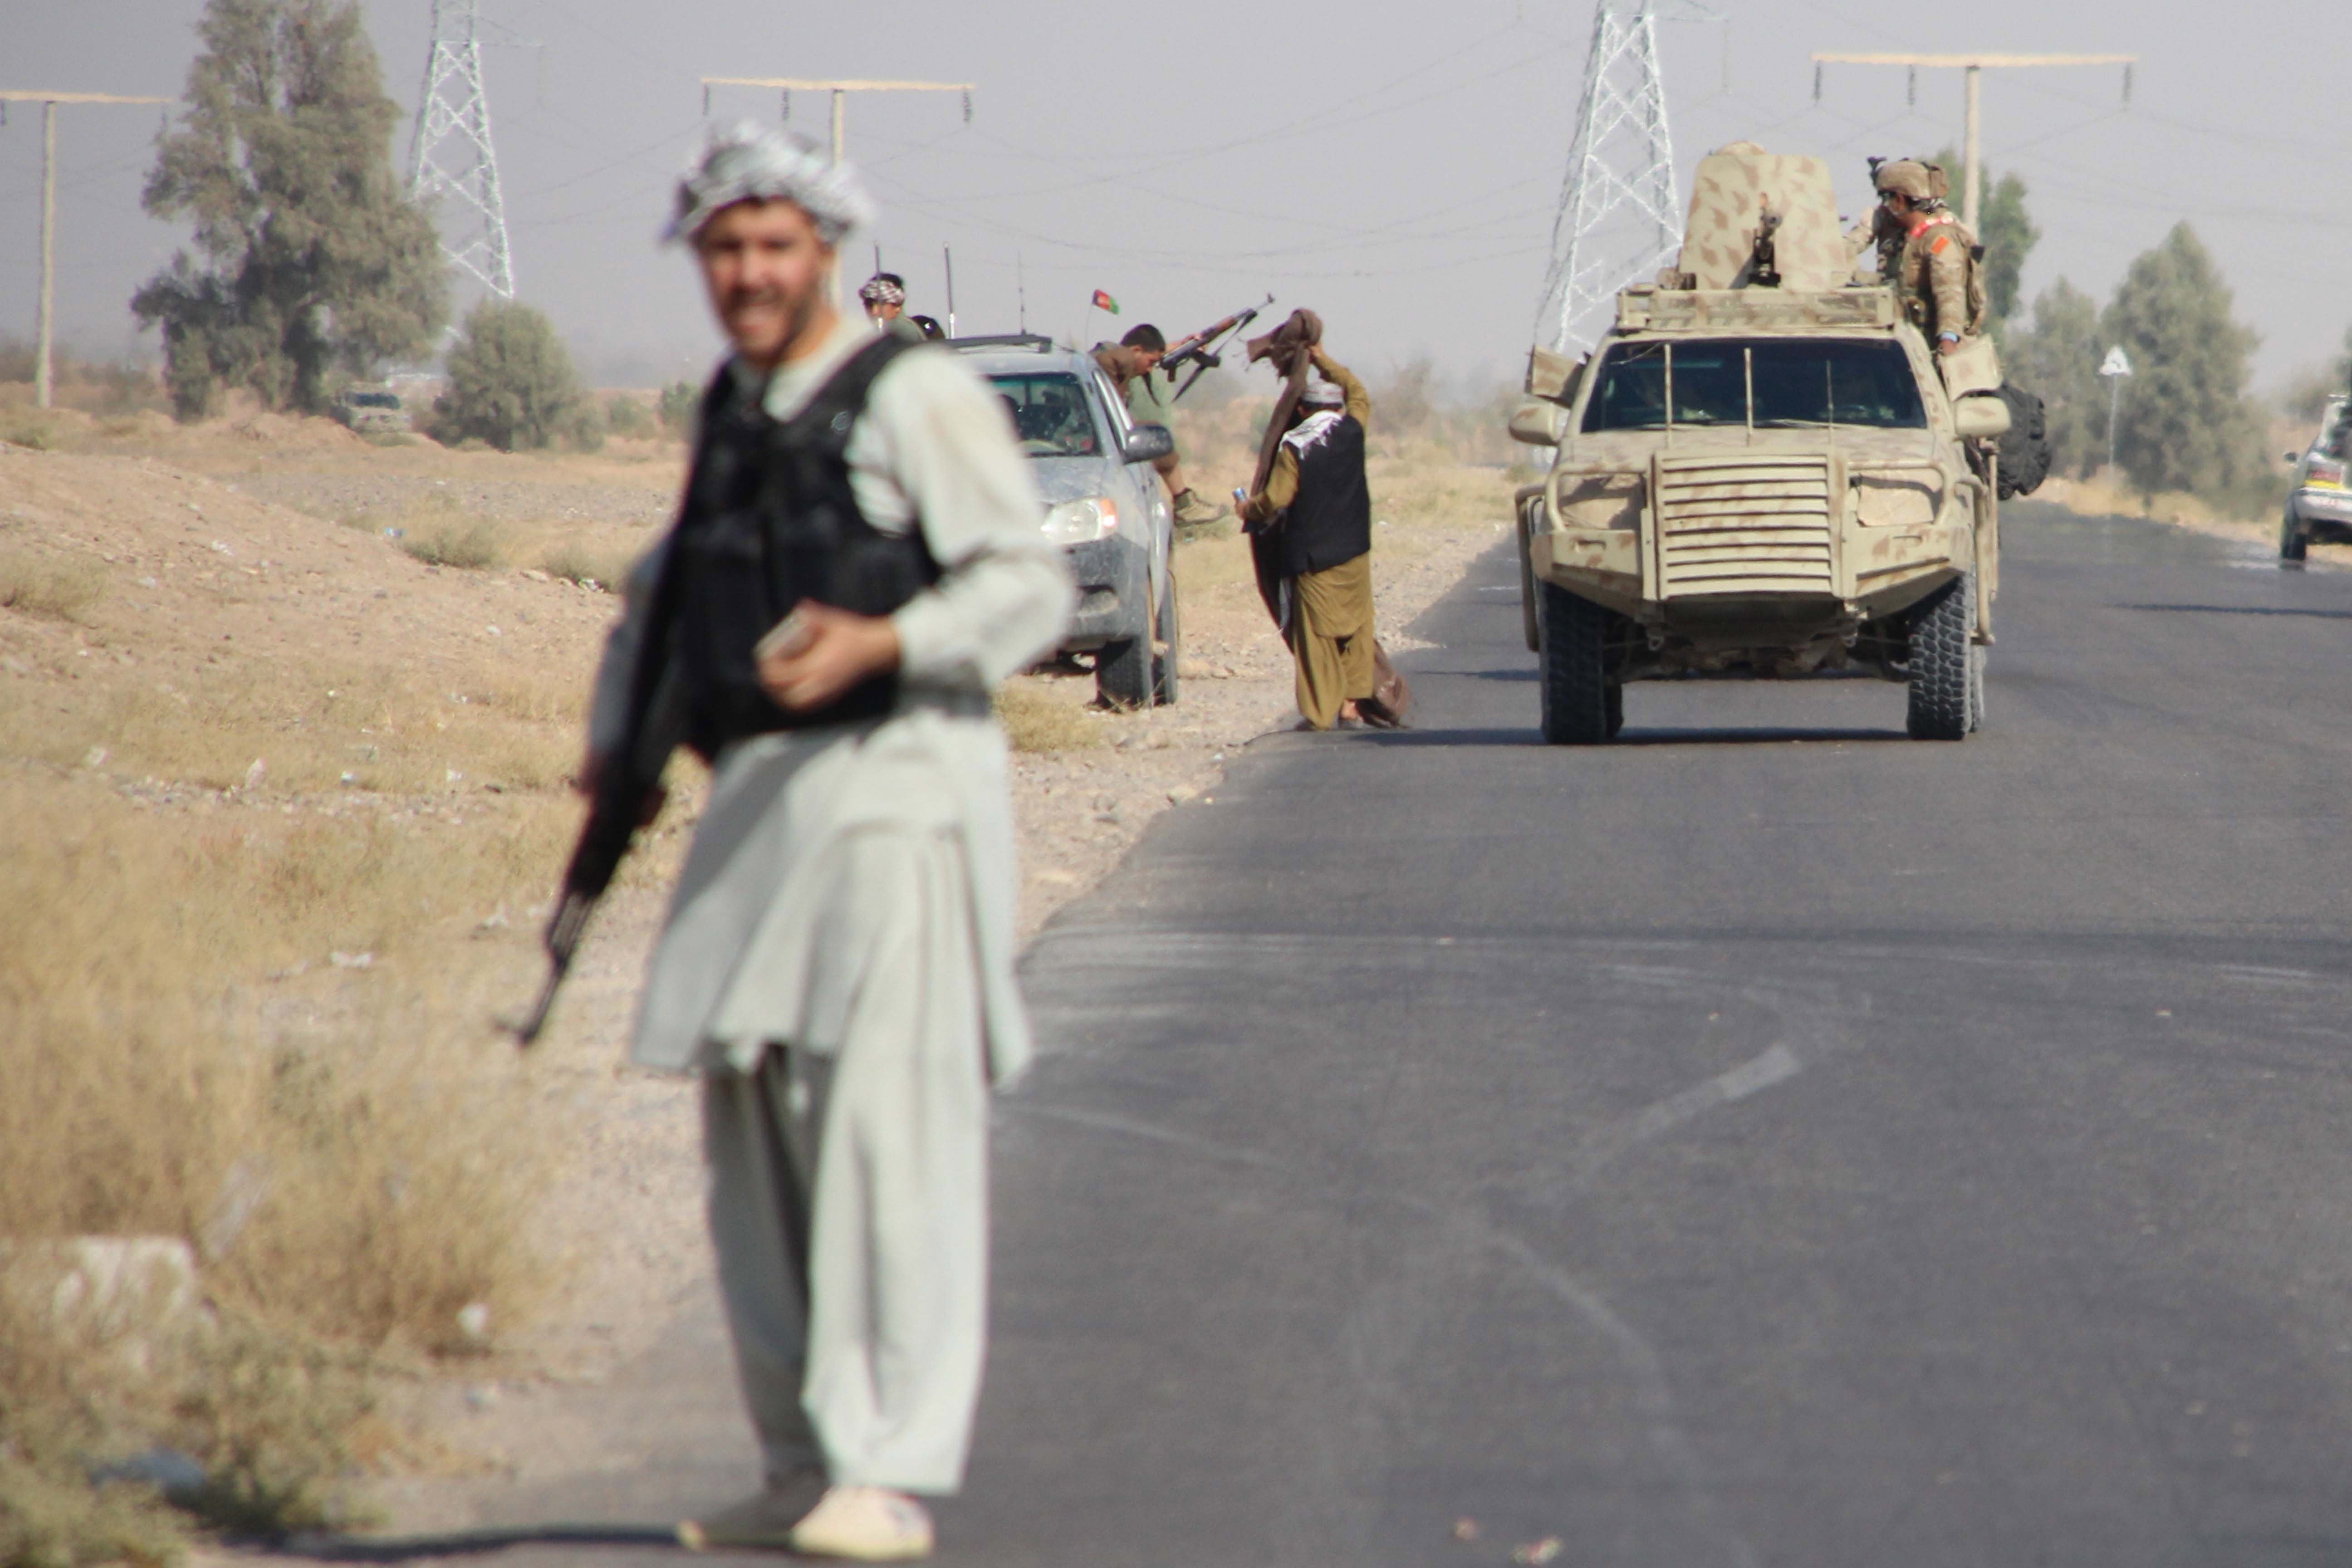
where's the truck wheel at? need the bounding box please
[1606,681,1625,739]
[2282,508,2309,562]
[1517,503,1541,652]
[1097,636,1152,710]
[1152,570,1181,707]
[1538,581,1611,745]
[1905,570,1975,741]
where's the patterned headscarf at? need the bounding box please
[664,121,876,245]
[858,275,906,308]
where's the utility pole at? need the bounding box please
[699,77,973,306]
[1535,1,1717,355]
[411,0,516,299]
[0,90,172,409]
[1810,53,2133,230]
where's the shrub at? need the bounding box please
[0,552,106,620]
[603,394,656,439]
[426,300,595,453]
[400,516,505,570]
[657,379,701,439]
[541,539,636,593]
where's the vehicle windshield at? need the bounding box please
[989,373,1099,457]
[1582,338,1926,432]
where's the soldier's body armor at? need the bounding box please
[666,334,940,759]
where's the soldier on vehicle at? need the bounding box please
[1092,325,1229,532]
[1873,160,1986,355]
[1844,158,1910,282]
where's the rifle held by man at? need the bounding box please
[1159,293,1275,401]
[503,675,681,1047]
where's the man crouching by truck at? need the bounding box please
[583,121,1071,1560]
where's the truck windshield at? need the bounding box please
[1582,338,1926,432]
[989,373,1099,457]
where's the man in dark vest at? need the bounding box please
[1238,343,1379,729]
[584,122,1072,1560]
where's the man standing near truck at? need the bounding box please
[1238,330,1388,730]
[588,122,1071,1560]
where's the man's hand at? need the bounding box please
[757,602,902,712]
[1938,334,1961,357]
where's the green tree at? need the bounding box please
[2277,322,2352,422]
[2101,222,2263,500]
[428,299,597,452]
[1928,150,2038,330]
[134,0,446,420]
[2004,278,2107,478]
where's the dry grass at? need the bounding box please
[400,514,506,571]
[0,655,583,797]
[995,682,1109,752]
[0,549,106,620]
[541,538,639,593]
[0,766,565,1552]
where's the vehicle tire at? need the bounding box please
[1966,644,1986,732]
[2282,506,2309,562]
[1905,569,1975,741]
[1606,681,1625,739]
[1995,383,2052,499]
[1538,581,1611,745]
[1096,636,1152,710]
[1517,502,1541,652]
[1152,568,1181,707]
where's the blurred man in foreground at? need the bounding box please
[588,123,1071,1560]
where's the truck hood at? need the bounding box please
[1026,454,1126,507]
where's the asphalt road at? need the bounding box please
[333,502,2352,1565]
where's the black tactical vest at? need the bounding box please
[667,334,939,759]
[1274,412,1371,579]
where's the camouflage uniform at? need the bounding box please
[1844,205,1906,282]
[1896,209,1987,345]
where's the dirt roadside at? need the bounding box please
[0,408,1517,1542]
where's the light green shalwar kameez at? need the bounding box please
[588,317,1073,1495]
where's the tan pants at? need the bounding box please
[700,830,991,1496]
[1287,552,1376,730]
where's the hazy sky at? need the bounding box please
[4,0,2346,396]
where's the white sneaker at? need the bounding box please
[788,1484,936,1561]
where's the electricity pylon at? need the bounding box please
[1534,0,1693,355]
[409,0,515,299]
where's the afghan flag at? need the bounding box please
[1091,289,1119,314]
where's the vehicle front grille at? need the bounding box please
[1654,455,1836,596]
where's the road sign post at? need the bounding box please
[2099,345,2133,477]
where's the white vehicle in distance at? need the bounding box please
[956,334,1180,709]
[2280,393,2351,562]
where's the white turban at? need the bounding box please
[1298,373,1345,408]
[664,121,877,245]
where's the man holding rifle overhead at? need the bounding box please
[579,122,1071,1560]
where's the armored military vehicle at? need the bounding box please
[1509,143,2013,743]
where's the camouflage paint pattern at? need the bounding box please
[1671,143,1849,293]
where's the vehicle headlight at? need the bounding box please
[1851,468,1945,527]
[1042,496,1119,545]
